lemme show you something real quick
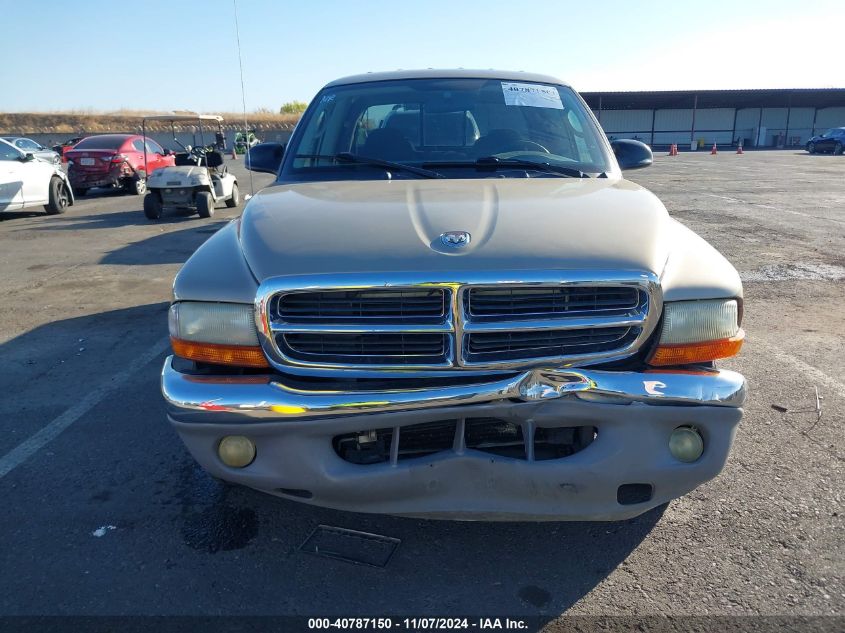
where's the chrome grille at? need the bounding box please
[280,332,448,365]
[465,327,638,363]
[467,286,640,319]
[277,289,445,323]
[259,272,659,373]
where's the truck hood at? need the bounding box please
[238,178,672,281]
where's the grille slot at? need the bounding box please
[333,419,597,464]
[465,418,526,459]
[278,289,446,323]
[334,428,393,464]
[397,420,457,459]
[534,426,597,461]
[465,327,638,362]
[333,421,457,464]
[467,286,641,319]
[281,332,448,365]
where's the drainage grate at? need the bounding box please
[299,525,400,568]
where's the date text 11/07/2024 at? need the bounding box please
[307,617,529,630]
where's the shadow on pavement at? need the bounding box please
[0,303,171,457]
[168,432,665,620]
[0,303,664,620]
[0,210,49,221]
[22,208,229,231]
[99,221,228,265]
[12,208,228,264]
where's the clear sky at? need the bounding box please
[2,0,843,113]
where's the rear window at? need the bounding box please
[73,136,128,150]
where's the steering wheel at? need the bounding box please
[475,131,552,156]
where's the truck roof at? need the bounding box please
[324,69,570,88]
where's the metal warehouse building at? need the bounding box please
[581,88,845,149]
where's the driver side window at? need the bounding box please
[146,140,163,154]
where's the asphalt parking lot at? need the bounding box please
[0,151,842,629]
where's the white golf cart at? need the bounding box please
[142,114,239,220]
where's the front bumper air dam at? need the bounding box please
[163,357,746,520]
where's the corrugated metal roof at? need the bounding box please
[581,88,845,110]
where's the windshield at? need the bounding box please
[282,78,612,181]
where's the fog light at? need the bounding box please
[669,426,704,463]
[217,436,256,468]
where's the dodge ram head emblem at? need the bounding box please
[440,231,471,247]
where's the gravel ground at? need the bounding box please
[0,151,841,631]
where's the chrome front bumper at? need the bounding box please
[162,357,745,422]
[162,357,746,520]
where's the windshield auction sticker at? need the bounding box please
[501,82,564,109]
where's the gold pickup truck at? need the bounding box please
[161,70,746,520]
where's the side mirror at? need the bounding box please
[21,153,35,162]
[611,139,653,170]
[246,142,285,174]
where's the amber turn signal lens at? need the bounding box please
[649,330,744,366]
[171,337,270,368]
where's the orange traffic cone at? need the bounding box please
[231,147,237,160]
[736,144,744,155]
[710,143,718,155]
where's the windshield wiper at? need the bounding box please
[295,153,443,179]
[424,156,589,178]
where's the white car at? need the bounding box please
[1,137,61,165]
[0,138,74,215]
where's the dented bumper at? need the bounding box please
[163,357,746,520]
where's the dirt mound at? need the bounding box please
[0,110,300,135]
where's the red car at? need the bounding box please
[66,134,175,196]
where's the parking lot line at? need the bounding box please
[756,341,845,396]
[0,337,170,479]
[703,192,844,224]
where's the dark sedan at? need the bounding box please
[52,136,86,160]
[806,127,845,154]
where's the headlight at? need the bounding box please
[169,301,268,367]
[649,299,743,366]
